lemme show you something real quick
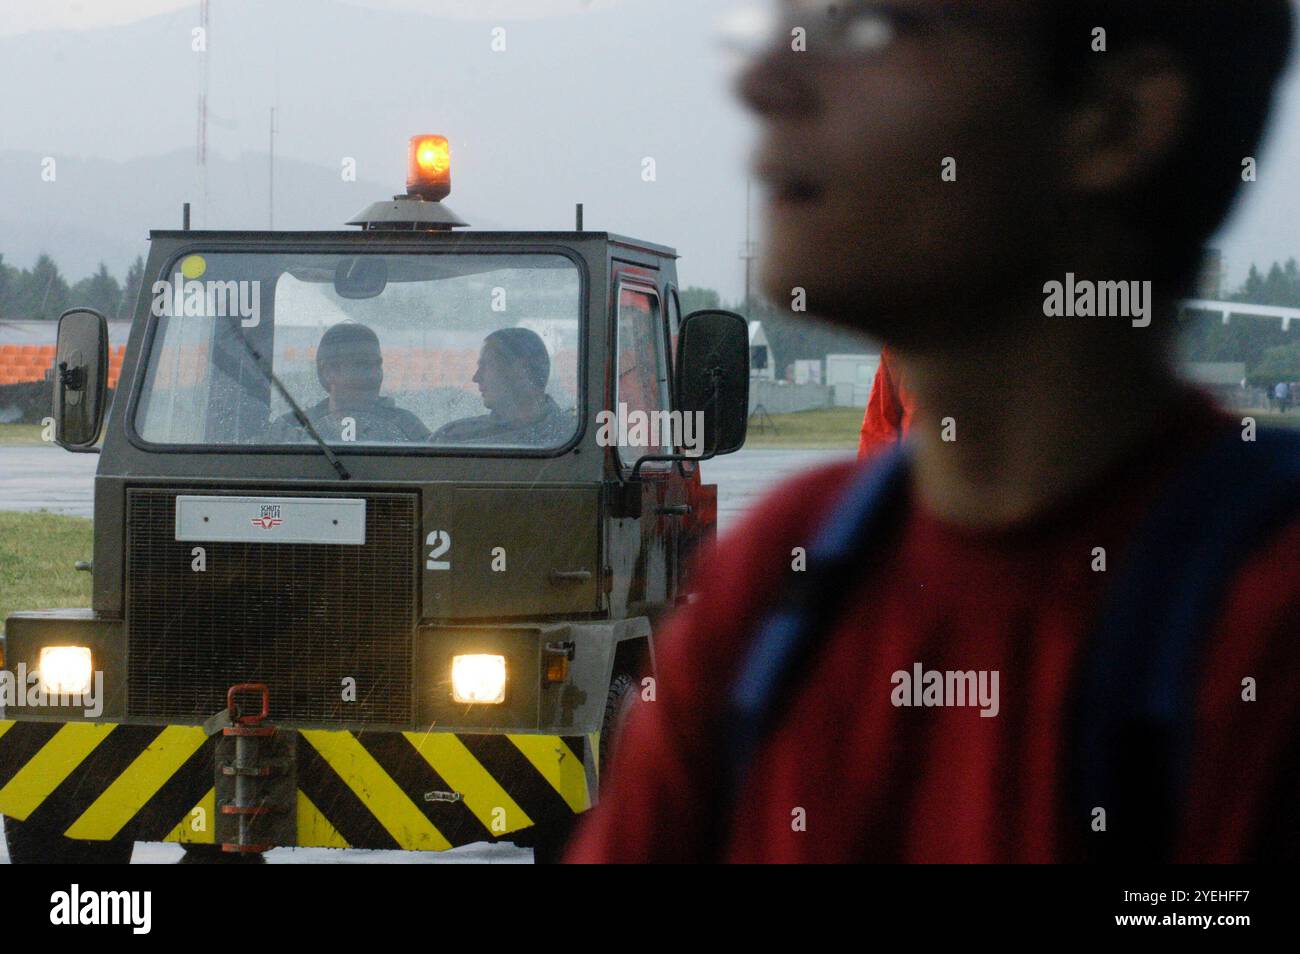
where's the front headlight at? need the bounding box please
[451,654,506,704]
[39,646,93,695]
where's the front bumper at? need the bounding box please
[0,718,594,851]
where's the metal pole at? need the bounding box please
[198,0,209,224]
[269,108,276,230]
[742,177,755,316]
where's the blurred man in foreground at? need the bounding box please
[570,0,1298,862]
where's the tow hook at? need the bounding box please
[206,683,297,854]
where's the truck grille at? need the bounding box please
[126,489,416,724]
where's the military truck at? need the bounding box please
[0,135,749,863]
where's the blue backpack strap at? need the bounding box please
[717,447,911,840]
[1075,426,1300,861]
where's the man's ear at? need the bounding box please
[1058,46,1192,196]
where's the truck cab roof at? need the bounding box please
[147,229,680,260]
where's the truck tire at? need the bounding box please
[2,814,134,864]
[531,671,637,864]
[597,672,637,781]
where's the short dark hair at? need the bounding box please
[316,322,380,388]
[1040,1,1293,282]
[484,327,550,390]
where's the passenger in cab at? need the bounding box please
[431,327,573,447]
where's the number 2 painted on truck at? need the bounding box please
[425,530,451,570]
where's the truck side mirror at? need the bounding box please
[53,307,110,452]
[675,309,749,457]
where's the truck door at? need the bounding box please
[606,274,691,621]
[663,284,714,601]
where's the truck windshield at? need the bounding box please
[133,251,582,451]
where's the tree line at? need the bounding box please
[3,254,1298,384]
[684,258,1300,387]
[0,253,145,323]
[1180,260,1300,386]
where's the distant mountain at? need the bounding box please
[0,148,402,280]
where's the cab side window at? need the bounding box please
[615,283,670,466]
[666,287,682,372]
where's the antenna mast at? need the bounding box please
[740,177,757,316]
[197,0,210,224]
[269,107,276,229]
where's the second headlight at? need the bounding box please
[450,654,506,704]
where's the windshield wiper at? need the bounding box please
[232,328,352,480]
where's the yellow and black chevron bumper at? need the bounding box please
[0,719,593,850]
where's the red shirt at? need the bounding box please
[569,395,1300,862]
[858,347,916,461]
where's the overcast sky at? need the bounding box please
[0,0,630,36]
[3,0,1300,299]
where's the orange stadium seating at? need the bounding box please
[0,345,51,384]
[0,343,128,388]
[1,342,565,394]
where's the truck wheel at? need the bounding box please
[2,815,133,864]
[532,672,637,864]
[597,672,637,780]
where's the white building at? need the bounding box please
[748,321,776,380]
[825,353,880,407]
[793,359,823,385]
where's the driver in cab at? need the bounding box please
[270,322,430,443]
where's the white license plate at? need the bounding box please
[174,496,366,545]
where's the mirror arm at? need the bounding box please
[58,362,85,392]
[629,449,715,482]
[635,362,730,481]
[54,434,101,454]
